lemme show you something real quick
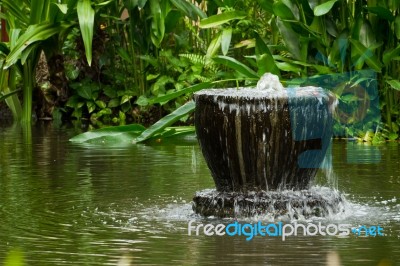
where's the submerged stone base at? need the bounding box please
[192,187,346,219]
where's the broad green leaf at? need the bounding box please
[388,132,398,141]
[20,43,39,65]
[365,6,394,21]
[257,54,281,76]
[87,101,96,113]
[95,100,106,109]
[121,95,132,104]
[54,3,68,14]
[145,126,196,144]
[170,0,207,20]
[30,0,51,24]
[386,79,400,91]
[206,32,222,59]
[276,18,302,60]
[349,39,382,72]
[108,98,120,108]
[272,0,295,20]
[149,0,168,47]
[77,85,98,100]
[383,45,400,65]
[5,23,69,68]
[276,62,302,72]
[136,95,149,106]
[257,0,274,13]
[255,34,280,76]
[221,27,232,56]
[353,18,376,48]
[4,249,24,266]
[0,89,21,102]
[134,100,195,143]
[213,55,259,79]
[148,82,212,104]
[2,1,29,25]
[95,0,114,6]
[84,132,141,145]
[200,11,246,28]
[313,0,337,16]
[77,0,95,66]
[69,124,146,142]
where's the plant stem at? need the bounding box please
[22,60,33,124]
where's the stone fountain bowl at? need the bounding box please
[194,86,336,192]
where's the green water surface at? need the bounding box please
[0,124,399,265]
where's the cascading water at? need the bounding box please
[192,73,347,218]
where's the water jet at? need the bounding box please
[192,73,346,218]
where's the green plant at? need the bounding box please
[66,79,129,125]
[264,0,400,140]
[0,0,102,124]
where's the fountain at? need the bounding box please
[192,73,346,218]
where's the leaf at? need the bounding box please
[5,23,69,68]
[313,0,337,16]
[272,0,295,20]
[69,124,146,142]
[95,100,106,109]
[383,45,400,65]
[221,27,232,56]
[29,0,51,24]
[206,32,222,59]
[395,16,400,39]
[200,10,246,28]
[77,0,95,66]
[136,95,149,106]
[149,0,167,47]
[388,132,398,141]
[20,43,39,65]
[108,98,120,108]
[365,6,394,22]
[121,95,132,104]
[257,0,274,13]
[386,79,400,91]
[4,249,25,266]
[276,18,302,60]
[213,55,259,79]
[117,48,132,63]
[276,62,302,72]
[355,18,376,48]
[148,82,212,104]
[87,101,96,113]
[170,0,207,20]
[77,85,98,100]
[255,34,280,76]
[0,89,21,102]
[95,0,114,6]
[134,100,195,143]
[54,3,68,14]
[349,39,382,72]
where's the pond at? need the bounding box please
[0,123,399,265]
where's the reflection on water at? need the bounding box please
[0,124,399,265]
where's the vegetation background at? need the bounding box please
[0,0,399,143]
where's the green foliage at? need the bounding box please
[0,0,101,124]
[66,79,131,125]
[4,249,25,266]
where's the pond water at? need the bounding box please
[0,123,399,265]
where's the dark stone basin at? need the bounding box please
[194,86,336,192]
